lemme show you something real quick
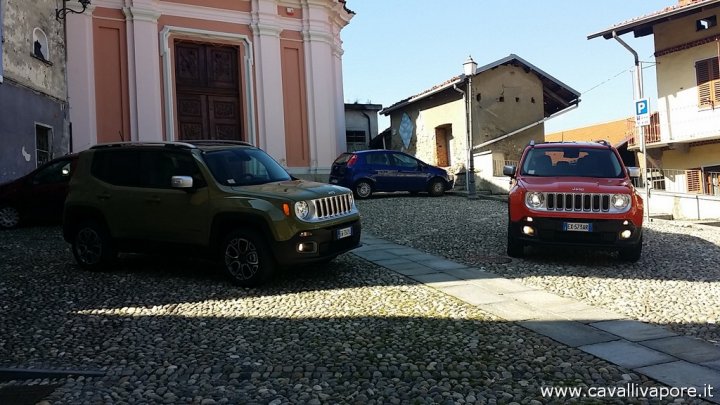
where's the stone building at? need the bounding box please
[380,54,580,192]
[0,0,69,182]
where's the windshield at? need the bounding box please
[202,148,292,186]
[521,147,624,178]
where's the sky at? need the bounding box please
[340,0,672,134]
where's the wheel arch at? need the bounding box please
[210,212,275,256]
[63,206,110,242]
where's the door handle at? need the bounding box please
[145,196,161,204]
[97,193,111,201]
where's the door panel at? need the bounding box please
[175,42,242,141]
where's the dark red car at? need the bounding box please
[0,154,78,229]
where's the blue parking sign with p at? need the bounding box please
[636,99,648,115]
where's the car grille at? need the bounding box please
[545,193,611,212]
[312,194,354,220]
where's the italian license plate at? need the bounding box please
[563,222,592,232]
[337,226,352,239]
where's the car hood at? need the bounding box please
[230,180,352,201]
[518,176,634,193]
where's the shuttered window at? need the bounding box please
[686,169,702,193]
[696,57,720,108]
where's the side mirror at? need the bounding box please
[627,167,641,178]
[503,165,516,177]
[171,175,194,189]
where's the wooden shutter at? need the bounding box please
[686,169,702,193]
[696,57,720,108]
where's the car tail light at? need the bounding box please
[346,154,358,168]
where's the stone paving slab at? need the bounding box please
[519,320,619,348]
[420,259,468,271]
[470,277,538,295]
[408,272,462,285]
[372,258,415,267]
[503,290,579,308]
[436,284,508,306]
[384,247,424,256]
[441,267,498,281]
[579,340,676,369]
[590,320,677,342]
[641,336,720,364]
[390,265,440,277]
[635,361,720,400]
[559,307,627,324]
[478,301,556,322]
[352,250,399,261]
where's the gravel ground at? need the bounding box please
[357,193,720,347]
[0,225,699,404]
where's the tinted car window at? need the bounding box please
[333,153,352,165]
[33,159,73,185]
[392,153,419,168]
[365,153,391,165]
[521,148,623,178]
[91,150,142,187]
[139,150,205,189]
[202,148,291,186]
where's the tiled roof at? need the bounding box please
[588,0,720,39]
[380,54,580,118]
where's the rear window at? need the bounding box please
[333,153,353,165]
[521,147,624,178]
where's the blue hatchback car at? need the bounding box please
[329,150,454,199]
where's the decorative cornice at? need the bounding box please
[302,29,333,44]
[251,23,282,38]
[655,34,720,57]
[126,7,161,23]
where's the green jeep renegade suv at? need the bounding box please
[63,141,361,286]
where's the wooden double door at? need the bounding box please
[175,42,243,141]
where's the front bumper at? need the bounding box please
[272,220,361,265]
[510,217,642,249]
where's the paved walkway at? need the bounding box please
[352,233,720,403]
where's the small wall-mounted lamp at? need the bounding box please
[56,0,91,20]
[286,7,295,15]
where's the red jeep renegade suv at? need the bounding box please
[503,141,644,262]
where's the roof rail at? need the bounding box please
[90,141,196,150]
[184,140,253,147]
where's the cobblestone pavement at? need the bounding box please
[0,202,714,403]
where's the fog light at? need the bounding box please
[526,217,533,222]
[620,230,632,239]
[297,242,317,253]
[299,231,313,237]
[522,226,535,236]
[623,220,629,226]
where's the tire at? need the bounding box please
[0,206,21,229]
[428,179,445,197]
[619,237,642,262]
[71,221,116,271]
[354,180,373,199]
[507,224,524,258]
[221,230,275,286]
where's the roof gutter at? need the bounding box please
[471,101,579,151]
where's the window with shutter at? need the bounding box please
[686,169,702,193]
[696,57,720,108]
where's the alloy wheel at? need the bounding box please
[75,227,103,265]
[225,237,260,280]
[0,206,20,229]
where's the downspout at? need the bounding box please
[613,30,650,221]
[361,111,372,149]
[452,81,470,192]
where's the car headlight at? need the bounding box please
[611,194,630,209]
[294,201,311,219]
[525,191,545,208]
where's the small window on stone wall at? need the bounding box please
[32,28,49,62]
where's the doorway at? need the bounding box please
[435,125,452,167]
[175,42,242,141]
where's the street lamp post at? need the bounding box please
[463,56,478,199]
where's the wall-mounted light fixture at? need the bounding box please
[56,0,91,20]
